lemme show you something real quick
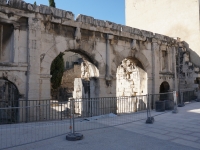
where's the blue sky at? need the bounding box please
[24,0,125,25]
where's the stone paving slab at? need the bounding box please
[9,126,198,150]
[190,133,200,138]
[166,132,199,141]
[173,139,200,149]
[1,102,200,150]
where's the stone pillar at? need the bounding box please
[24,17,42,121]
[98,77,116,97]
[90,77,99,98]
[159,49,162,72]
[151,42,156,94]
[172,46,178,91]
[39,75,51,100]
[106,34,113,80]
[13,27,20,63]
[27,18,41,100]
[167,47,170,72]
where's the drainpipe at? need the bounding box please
[25,20,31,123]
[106,34,113,82]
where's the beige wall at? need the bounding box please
[126,0,200,65]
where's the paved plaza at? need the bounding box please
[2,102,200,150]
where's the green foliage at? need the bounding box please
[50,52,65,89]
[34,1,36,5]
[49,0,56,8]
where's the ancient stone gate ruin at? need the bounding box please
[0,0,199,112]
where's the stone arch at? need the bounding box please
[40,40,100,100]
[115,50,151,73]
[0,78,19,96]
[116,57,148,96]
[41,46,98,75]
[160,81,170,93]
[0,72,24,95]
[0,78,19,123]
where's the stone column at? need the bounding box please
[106,34,113,80]
[26,17,42,121]
[159,49,162,72]
[39,75,51,99]
[26,18,41,100]
[167,47,170,72]
[12,23,21,63]
[151,42,156,94]
[27,18,41,100]
[172,46,178,91]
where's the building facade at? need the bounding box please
[125,0,200,66]
[0,0,199,104]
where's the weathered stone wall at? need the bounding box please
[0,0,199,102]
[61,65,81,92]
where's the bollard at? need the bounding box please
[172,91,178,113]
[66,98,83,141]
[178,91,185,107]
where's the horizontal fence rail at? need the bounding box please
[72,95,148,132]
[0,100,70,124]
[0,99,71,149]
[150,92,174,113]
[0,90,198,149]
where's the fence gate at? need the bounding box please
[0,79,19,124]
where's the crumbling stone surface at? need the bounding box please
[0,1,199,102]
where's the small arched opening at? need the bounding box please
[159,81,170,101]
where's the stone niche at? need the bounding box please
[116,58,148,113]
[116,58,147,96]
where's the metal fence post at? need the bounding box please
[172,91,178,113]
[66,98,83,141]
[146,94,154,124]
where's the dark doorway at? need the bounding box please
[159,81,170,101]
[0,79,19,124]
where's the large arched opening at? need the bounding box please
[50,50,99,101]
[48,49,100,118]
[116,57,148,96]
[0,79,19,124]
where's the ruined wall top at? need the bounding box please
[0,0,177,45]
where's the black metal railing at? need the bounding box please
[0,99,70,124]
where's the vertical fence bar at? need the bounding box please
[61,100,62,120]
[72,99,75,134]
[146,94,154,124]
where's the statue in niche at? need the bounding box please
[162,51,168,71]
[81,62,89,79]
[125,60,137,80]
